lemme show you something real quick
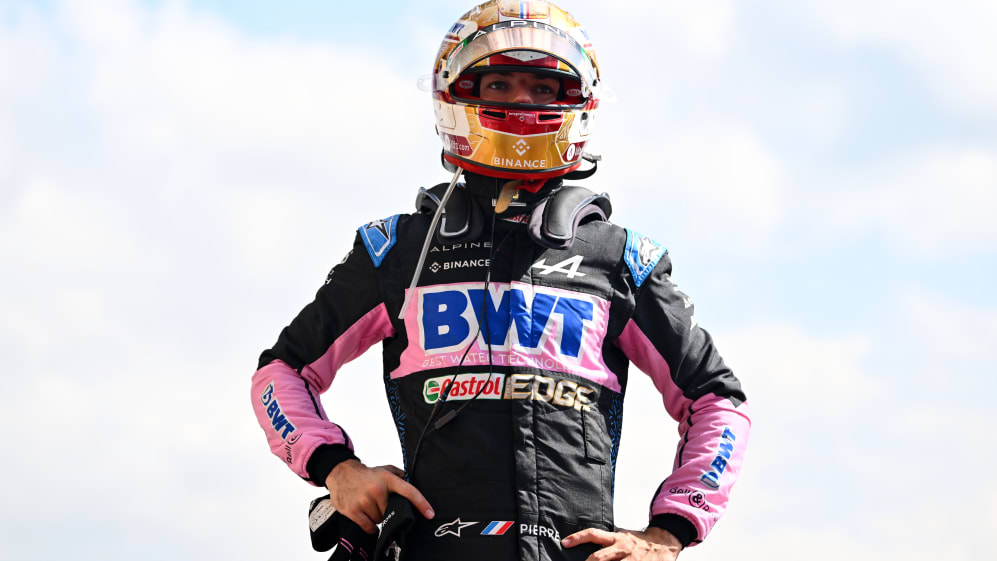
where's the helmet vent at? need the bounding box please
[537,113,561,122]
[481,109,508,120]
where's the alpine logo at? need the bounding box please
[418,284,595,358]
[260,383,297,441]
[700,426,737,489]
[513,138,530,156]
[423,373,505,403]
[532,255,585,278]
[481,521,514,535]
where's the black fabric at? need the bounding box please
[630,253,746,406]
[260,200,748,560]
[373,494,417,561]
[306,444,359,486]
[647,513,697,548]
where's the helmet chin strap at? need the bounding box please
[397,166,464,320]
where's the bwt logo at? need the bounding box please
[260,382,297,441]
[700,426,736,489]
[419,285,595,358]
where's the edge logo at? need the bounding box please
[700,426,736,489]
[504,374,594,411]
[260,383,297,441]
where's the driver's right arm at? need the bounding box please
[250,231,395,494]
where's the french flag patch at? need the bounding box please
[481,521,514,536]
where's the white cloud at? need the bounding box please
[719,323,877,420]
[0,179,138,268]
[809,0,997,112]
[574,0,736,59]
[900,287,997,360]
[603,124,786,250]
[0,122,9,181]
[813,146,997,254]
[59,0,436,185]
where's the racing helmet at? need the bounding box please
[431,0,602,186]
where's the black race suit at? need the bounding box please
[251,179,750,561]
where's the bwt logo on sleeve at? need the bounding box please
[417,284,596,358]
[260,382,297,441]
[700,426,736,489]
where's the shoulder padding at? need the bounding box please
[415,183,483,242]
[529,186,612,249]
[358,215,401,268]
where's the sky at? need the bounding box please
[1,0,995,559]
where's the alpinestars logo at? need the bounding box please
[532,255,585,278]
[435,518,477,537]
[513,138,530,156]
[637,235,661,267]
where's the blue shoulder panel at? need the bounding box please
[624,228,666,288]
[359,214,400,268]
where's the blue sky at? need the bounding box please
[1,1,995,559]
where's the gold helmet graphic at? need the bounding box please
[432,0,602,186]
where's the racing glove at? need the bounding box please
[308,495,378,561]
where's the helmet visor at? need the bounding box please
[437,22,598,100]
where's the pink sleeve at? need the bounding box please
[250,303,394,481]
[617,318,750,544]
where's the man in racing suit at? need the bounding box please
[251,2,749,560]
